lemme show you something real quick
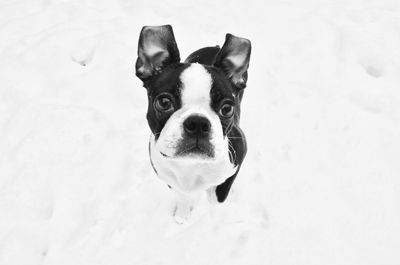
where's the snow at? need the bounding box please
[0,0,400,264]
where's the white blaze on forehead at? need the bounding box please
[180,63,213,106]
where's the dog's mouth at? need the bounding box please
[160,138,214,158]
[177,143,213,157]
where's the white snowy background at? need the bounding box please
[0,0,400,264]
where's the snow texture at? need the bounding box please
[0,0,400,264]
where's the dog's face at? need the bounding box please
[135,26,250,189]
[145,63,238,160]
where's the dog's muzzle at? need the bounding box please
[174,115,214,157]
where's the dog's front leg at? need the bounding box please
[173,192,200,224]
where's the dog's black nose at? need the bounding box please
[183,115,211,138]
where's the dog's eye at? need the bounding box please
[154,96,174,112]
[219,103,234,118]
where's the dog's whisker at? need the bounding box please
[227,139,237,163]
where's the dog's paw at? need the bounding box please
[173,204,192,224]
[172,194,200,224]
[165,207,194,237]
[173,214,189,224]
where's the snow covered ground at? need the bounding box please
[1,0,400,264]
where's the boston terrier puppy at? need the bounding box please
[135,25,251,222]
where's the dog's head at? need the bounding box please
[135,25,251,162]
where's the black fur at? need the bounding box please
[185,46,220,65]
[143,63,189,139]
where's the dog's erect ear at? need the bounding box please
[135,25,180,81]
[214,34,251,89]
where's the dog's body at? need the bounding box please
[135,25,251,221]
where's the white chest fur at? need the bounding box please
[149,134,237,196]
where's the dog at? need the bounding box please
[135,25,251,222]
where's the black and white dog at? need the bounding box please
[135,25,251,222]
